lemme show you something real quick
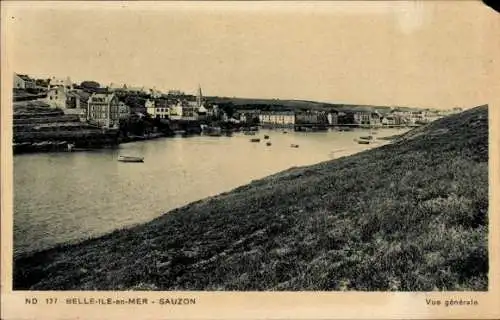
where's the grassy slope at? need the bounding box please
[206,97,395,112]
[14,106,488,291]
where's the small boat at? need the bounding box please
[283,131,288,134]
[359,135,374,140]
[264,135,270,139]
[357,140,370,145]
[118,155,144,163]
[266,142,272,146]
[250,138,261,143]
[290,144,299,148]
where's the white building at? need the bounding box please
[45,86,67,109]
[168,102,184,120]
[13,73,36,89]
[327,112,338,125]
[149,88,163,99]
[259,111,295,127]
[48,76,73,90]
[118,101,130,120]
[146,99,171,119]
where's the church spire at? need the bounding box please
[196,84,203,108]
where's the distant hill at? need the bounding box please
[206,96,408,113]
[14,105,488,291]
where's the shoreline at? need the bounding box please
[12,126,407,155]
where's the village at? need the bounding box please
[13,73,463,153]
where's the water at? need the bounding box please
[13,128,404,255]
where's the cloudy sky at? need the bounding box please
[3,1,498,109]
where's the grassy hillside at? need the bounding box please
[206,96,396,113]
[14,105,488,291]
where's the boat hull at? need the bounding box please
[118,156,144,163]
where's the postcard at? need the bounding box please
[1,1,499,319]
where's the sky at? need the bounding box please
[3,1,498,109]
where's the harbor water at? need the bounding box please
[13,128,405,255]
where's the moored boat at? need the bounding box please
[357,140,370,145]
[359,135,374,140]
[118,155,144,163]
[266,142,272,146]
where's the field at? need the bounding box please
[14,105,488,291]
[206,96,395,113]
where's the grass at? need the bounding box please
[206,96,399,113]
[13,105,489,291]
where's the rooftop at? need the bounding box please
[88,93,116,104]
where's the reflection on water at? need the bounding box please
[13,128,404,255]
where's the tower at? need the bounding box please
[196,85,203,108]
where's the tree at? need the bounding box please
[218,102,235,118]
[123,95,146,113]
[80,81,101,91]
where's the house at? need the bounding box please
[13,74,36,89]
[45,76,77,109]
[146,99,170,119]
[149,88,163,99]
[66,90,91,109]
[381,116,396,126]
[352,109,373,125]
[35,78,50,90]
[337,111,355,125]
[64,90,90,121]
[327,111,339,125]
[122,85,147,95]
[239,109,260,124]
[389,107,428,125]
[118,102,130,120]
[370,112,382,126]
[45,86,67,109]
[295,111,328,125]
[207,104,220,118]
[259,111,295,127]
[342,108,383,126]
[175,86,205,121]
[87,93,120,129]
[182,100,199,121]
[49,76,73,90]
[167,90,185,96]
[44,88,90,121]
[197,104,208,120]
[168,101,184,120]
[145,99,155,113]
